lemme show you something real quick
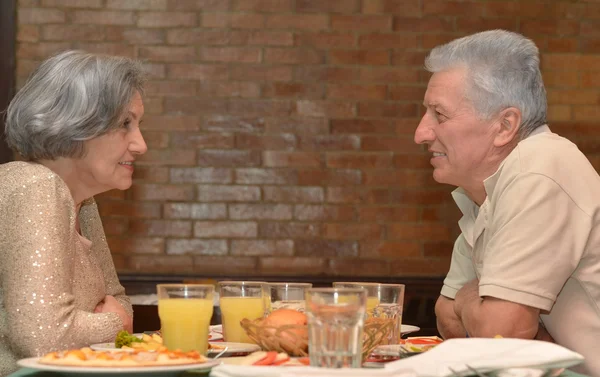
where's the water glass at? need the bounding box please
[157,284,214,354]
[333,282,405,345]
[305,287,367,368]
[267,282,312,313]
[218,281,268,343]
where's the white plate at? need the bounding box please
[207,342,260,356]
[17,357,220,375]
[401,324,420,335]
[90,331,222,352]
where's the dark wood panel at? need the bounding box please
[0,0,16,163]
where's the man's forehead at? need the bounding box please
[423,68,468,108]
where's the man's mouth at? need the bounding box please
[432,152,446,157]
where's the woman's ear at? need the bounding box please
[494,107,521,147]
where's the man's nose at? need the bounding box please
[414,112,435,145]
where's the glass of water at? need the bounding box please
[305,287,367,368]
[267,282,312,313]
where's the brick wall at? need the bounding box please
[15,0,600,278]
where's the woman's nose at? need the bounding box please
[131,128,148,155]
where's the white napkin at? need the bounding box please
[209,364,415,377]
[384,338,584,377]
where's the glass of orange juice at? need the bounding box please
[157,284,214,354]
[218,281,268,343]
[333,282,404,344]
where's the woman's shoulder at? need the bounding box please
[0,161,69,196]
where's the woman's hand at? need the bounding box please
[95,295,133,333]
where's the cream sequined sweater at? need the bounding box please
[0,161,132,376]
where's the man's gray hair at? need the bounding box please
[425,30,547,138]
[5,50,146,160]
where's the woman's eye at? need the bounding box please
[122,119,132,129]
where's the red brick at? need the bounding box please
[96,190,126,200]
[423,1,485,16]
[19,8,65,24]
[230,14,266,29]
[43,0,103,7]
[393,17,453,32]
[331,119,394,134]
[229,204,293,220]
[296,0,359,13]
[547,89,600,105]
[133,166,170,183]
[362,0,421,15]
[194,221,257,238]
[230,65,293,81]
[163,203,227,219]
[359,67,420,83]
[295,66,359,82]
[547,106,571,122]
[98,200,161,218]
[131,183,195,201]
[192,256,258,275]
[328,258,390,276]
[358,33,418,49]
[139,46,196,62]
[138,149,196,166]
[263,187,324,203]
[358,102,418,118]
[327,153,393,169]
[16,60,39,77]
[235,168,297,185]
[395,118,421,136]
[169,167,232,183]
[107,237,165,255]
[249,31,293,46]
[389,85,426,101]
[73,10,134,25]
[166,29,248,45]
[422,33,461,49]
[388,222,451,242]
[266,14,328,30]
[264,116,328,134]
[130,219,192,237]
[581,39,600,54]
[41,24,105,41]
[331,15,392,31]
[360,240,421,258]
[389,258,451,276]
[201,47,261,63]
[295,32,356,49]
[483,1,520,17]
[102,217,129,236]
[171,133,234,149]
[327,84,387,100]
[197,150,261,167]
[361,136,423,154]
[423,242,454,258]
[231,240,294,256]
[259,222,320,238]
[16,43,71,59]
[573,106,600,121]
[166,239,228,255]
[265,48,324,65]
[297,169,362,186]
[197,185,261,202]
[358,206,420,222]
[137,12,196,27]
[295,239,357,257]
[229,100,291,117]
[363,169,435,187]
[295,100,355,118]
[298,135,360,151]
[233,0,292,12]
[164,97,227,115]
[391,51,428,66]
[327,187,391,204]
[263,151,321,167]
[581,72,600,88]
[391,189,452,205]
[168,64,228,80]
[521,20,580,36]
[235,134,297,150]
[142,97,164,114]
[17,25,40,42]
[74,43,136,57]
[119,29,165,44]
[455,17,517,34]
[519,2,586,19]
[167,0,229,11]
[202,116,265,133]
[259,257,327,275]
[142,115,200,131]
[107,0,166,10]
[294,205,356,221]
[128,255,194,274]
[329,50,390,65]
[145,80,197,97]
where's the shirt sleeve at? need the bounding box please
[0,175,122,357]
[441,233,477,299]
[80,198,133,318]
[479,173,590,311]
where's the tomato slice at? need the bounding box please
[252,351,278,366]
[408,338,442,344]
[297,357,310,366]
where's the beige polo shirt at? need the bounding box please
[441,126,600,376]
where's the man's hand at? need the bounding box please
[96,295,133,333]
[435,295,467,339]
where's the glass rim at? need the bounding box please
[333,282,405,288]
[307,287,367,294]
[156,283,215,289]
[217,280,268,286]
[268,282,313,287]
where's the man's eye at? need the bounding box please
[436,111,447,122]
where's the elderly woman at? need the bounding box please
[0,50,147,375]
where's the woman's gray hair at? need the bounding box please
[5,50,146,160]
[424,30,547,139]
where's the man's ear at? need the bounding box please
[494,107,521,147]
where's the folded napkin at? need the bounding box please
[384,338,584,377]
[209,364,415,377]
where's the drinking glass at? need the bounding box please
[333,282,405,345]
[218,281,268,343]
[157,284,214,354]
[305,287,367,368]
[267,282,312,313]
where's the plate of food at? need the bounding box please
[18,347,221,375]
[207,342,260,356]
[91,331,224,352]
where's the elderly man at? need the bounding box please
[415,29,600,376]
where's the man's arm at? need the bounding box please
[435,295,467,339]
[454,279,540,338]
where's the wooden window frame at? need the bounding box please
[0,0,15,163]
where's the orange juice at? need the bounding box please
[158,298,213,354]
[366,296,380,315]
[220,296,264,343]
